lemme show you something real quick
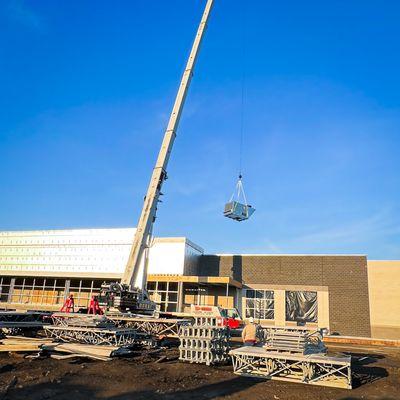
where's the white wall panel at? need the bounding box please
[0,229,203,278]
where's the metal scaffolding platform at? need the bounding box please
[230,346,352,389]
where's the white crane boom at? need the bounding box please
[122,0,214,290]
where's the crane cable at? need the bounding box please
[234,1,248,206]
[238,0,246,178]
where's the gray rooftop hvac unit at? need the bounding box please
[224,201,255,222]
[223,176,255,222]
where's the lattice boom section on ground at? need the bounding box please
[108,316,191,337]
[230,347,352,389]
[44,325,147,346]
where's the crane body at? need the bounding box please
[99,0,214,314]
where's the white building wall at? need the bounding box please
[0,228,203,279]
[147,241,186,275]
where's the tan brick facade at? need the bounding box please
[199,255,371,337]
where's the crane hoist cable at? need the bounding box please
[238,0,246,179]
[223,3,255,222]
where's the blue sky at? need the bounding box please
[1,0,399,258]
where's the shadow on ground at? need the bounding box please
[1,376,262,400]
[339,398,397,400]
[344,351,388,389]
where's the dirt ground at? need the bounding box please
[0,343,399,400]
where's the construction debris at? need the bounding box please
[41,343,133,361]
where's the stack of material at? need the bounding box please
[0,335,134,361]
[0,311,50,335]
[44,325,142,346]
[192,316,220,327]
[45,312,151,346]
[0,336,53,352]
[42,343,133,361]
[264,328,326,355]
[179,319,230,366]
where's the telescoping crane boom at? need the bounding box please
[99,0,215,314]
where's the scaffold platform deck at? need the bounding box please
[230,346,352,389]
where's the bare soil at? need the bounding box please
[0,343,399,400]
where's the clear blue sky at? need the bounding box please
[1,0,399,258]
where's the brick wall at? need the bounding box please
[199,255,371,337]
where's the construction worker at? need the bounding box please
[241,316,258,346]
[60,294,74,313]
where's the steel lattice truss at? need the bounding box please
[0,311,47,324]
[108,316,191,337]
[44,325,147,346]
[0,311,49,334]
[230,347,352,389]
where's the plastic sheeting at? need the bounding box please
[285,291,317,323]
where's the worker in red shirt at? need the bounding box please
[241,317,258,346]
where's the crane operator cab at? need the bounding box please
[224,175,255,221]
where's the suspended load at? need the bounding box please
[224,175,255,221]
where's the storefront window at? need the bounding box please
[0,277,102,308]
[146,281,179,313]
[245,289,274,319]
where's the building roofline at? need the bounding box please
[0,227,136,236]
[209,253,367,257]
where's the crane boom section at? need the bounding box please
[122,0,214,289]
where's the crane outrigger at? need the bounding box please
[99,0,215,314]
